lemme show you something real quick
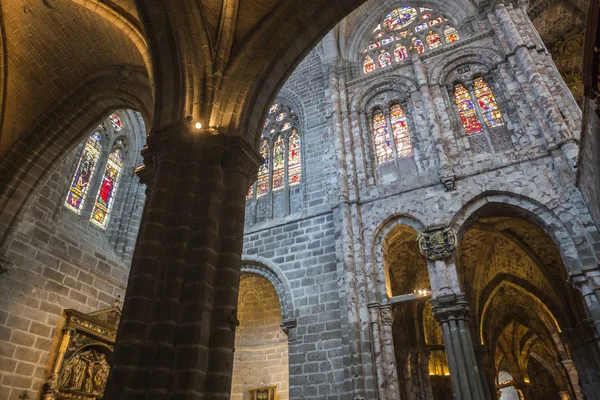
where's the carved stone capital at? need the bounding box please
[380,305,394,326]
[430,293,470,323]
[418,225,457,261]
[438,164,456,191]
[222,136,264,185]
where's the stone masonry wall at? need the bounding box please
[0,112,146,399]
[578,99,600,229]
[231,275,289,400]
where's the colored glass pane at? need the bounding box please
[246,186,254,200]
[257,140,270,197]
[419,7,433,12]
[369,42,381,50]
[454,84,482,135]
[381,37,394,46]
[375,32,385,39]
[421,13,431,20]
[65,132,102,214]
[264,118,270,128]
[383,7,417,31]
[364,56,376,74]
[411,38,425,54]
[444,25,459,43]
[272,136,285,191]
[415,22,427,32]
[378,50,392,68]
[394,44,408,62]
[269,104,279,114]
[429,17,443,26]
[474,78,504,128]
[282,122,292,131]
[276,112,287,122]
[372,110,393,165]
[109,114,122,131]
[390,104,413,158]
[288,130,301,186]
[90,149,123,229]
[426,31,442,49]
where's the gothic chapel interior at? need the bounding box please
[1,0,600,399]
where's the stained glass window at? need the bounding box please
[288,130,301,186]
[276,112,287,122]
[372,110,393,165]
[269,104,279,114]
[383,7,418,30]
[421,14,431,20]
[257,140,270,197]
[282,122,292,131]
[369,42,381,50]
[65,132,103,214]
[426,31,442,49]
[474,78,504,128]
[390,104,413,158]
[272,136,285,191]
[394,44,408,62]
[454,84,482,135]
[109,114,122,131]
[415,22,428,32]
[364,56,376,74]
[444,25,459,43]
[246,186,254,200]
[429,17,443,26]
[378,50,392,68]
[411,38,425,54]
[90,149,123,229]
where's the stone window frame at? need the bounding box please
[365,96,419,183]
[61,112,132,232]
[444,72,514,155]
[246,103,304,211]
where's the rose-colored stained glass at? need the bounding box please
[364,56,376,74]
[90,149,123,229]
[272,135,285,191]
[426,31,442,49]
[109,114,123,131]
[65,132,102,214]
[372,110,393,165]
[474,77,504,128]
[288,130,301,186]
[383,7,417,31]
[429,17,443,26]
[444,25,459,43]
[257,140,270,197]
[390,104,413,158]
[454,84,483,135]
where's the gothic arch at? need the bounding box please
[370,213,426,301]
[276,89,308,137]
[450,192,588,273]
[350,73,418,113]
[241,258,295,323]
[342,0,476,61]
[428,47,505,86]
[0,65,152,247]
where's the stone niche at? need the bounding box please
[39,302,121,400]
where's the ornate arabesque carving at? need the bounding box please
[418,225,457,260]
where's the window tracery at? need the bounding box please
[90,148,124,229]
[362,6,461,74]
[372,103,414,166]
[248,103,303,200]
[453,78,504,135]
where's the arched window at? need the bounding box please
[390,104,413,158]
[454,83,482,135]
[248,103,303,200]
[362,6,460,74]
[372,109,394,165]
[288,130,301,186]
[474,77,504,128]
[257,140,270,197]
[65,132,102,214]
[272,135,285,191]
[90,148,123,229]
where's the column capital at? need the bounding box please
[418,225,458,260]
[430,293,470,323]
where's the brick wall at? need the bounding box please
[231,275,289,400]
[0,111,146,399]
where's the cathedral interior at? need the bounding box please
[0,0,600,399]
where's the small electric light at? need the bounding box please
[195,122,202,130]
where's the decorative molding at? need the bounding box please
[430,293,471,322]
[418,225,458,260]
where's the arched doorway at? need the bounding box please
[382,224,452,400]
[231,274,289,399]
[458,209,591,399]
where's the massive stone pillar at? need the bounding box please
[562,320,600,399]
[104,124,262,399]
[493,3,578,167]
[419,226,488,400]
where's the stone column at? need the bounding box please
[562,320,600,399]
[104,123,262,399]
[410,51,456,190]
[418,226,488,400]
[368,303,400,400]
[493,3,578,167]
